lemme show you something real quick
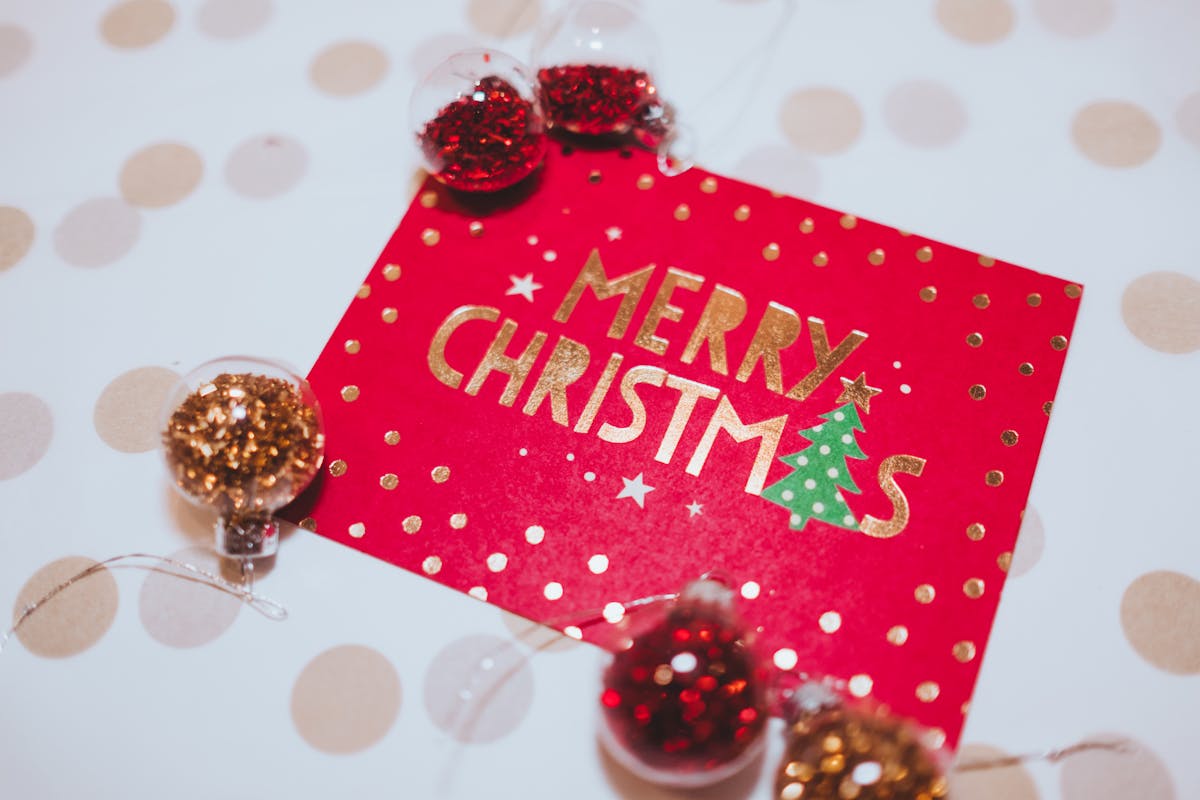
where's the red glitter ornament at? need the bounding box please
[598,579,769,787]
[412,50,547,193]
[537,64,657,136]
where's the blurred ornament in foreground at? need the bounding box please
[412,49,547,193]
[598,578,768,787]
[161,356,324,560]
[774,703,948,800]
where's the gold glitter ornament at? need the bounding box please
[160,357,324,560]
[775,705,947,800]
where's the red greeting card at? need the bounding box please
[290,142,1080,751]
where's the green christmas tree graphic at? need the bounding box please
[762,403,867,531]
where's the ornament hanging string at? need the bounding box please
[1,552,288,656]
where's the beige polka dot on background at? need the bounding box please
[196,0,272,39]
[119,142,203,208]
[1121,271,1200,354]
[0,392,53,480]
[1120,570,1200,675]
[884,80,968,148]
[93,366,181,453]
[936,0,1015,44]
[424,634,534,743]
[0,24,33,78]
[13,556,118,658]
[1072,101,1161,168]
[1178,91,1200,151]
[139,546,241,648]
[1009,505,1045,577]
[54,197,141,267]
[733,145,822,199]
[467,0,541,37]
[0,206,35,271]
[1032,0,1113,37]
[100,0,176,49]
[780,88,863,155]
[225,135,308,198]
[291,644,401,754]
[1060,734,1176,799]
[310,41,389,97]
[950,744,1039,799]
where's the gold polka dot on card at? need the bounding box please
[973,294,990,309]
[916,246,933,263]
[867,248,885,266]
[964,578,985,599]
[920,286,937,302]
[380,473,398,490]
[341,385,360,402]
[1043,401,1054,416]
[468,221,485,238]
[1001,429,1019,446]
[978,255,995,267]
[966,522,985,541]
[953,641,977,663]
[733,205,751,222]
[1027,293,1042,307]
[419,191,437,208]
[1065,283,1082,298]
[348,522,365,538]
[450,513,467,530]
[966,332,983,347]
[344,339,361,354]
[674,204,691,221]
[431,466,450,483]
[839,214,857,230]
[916,681,940,702]
[587,169,602,184]
[329,459,347,477]
[812,251,829,267]
[384,430,400,445]
[402,515,422,534]
[799,217,814,234]
[763,243,781,261]
[997,551,1012,572]
[887,625,909,645]
[1050,335,1068,350]
[381,307,398,323]
[422,555,442,575]
[700,176,718,193]
[382,264,401,281]
[915,584,935,604]
[985,470,1004,487]
[968,384,986,400]
[421,228,440,246]
[1018,362,1034,376]
[356,285,371,299]
[637,173,654,190]
[299,517,317,532]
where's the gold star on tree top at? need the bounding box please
[838,373,882,413]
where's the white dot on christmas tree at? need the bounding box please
[813,502,825,513]
[813,425,824,433]
[820,445,831,455]
[797,456,808,466]
[827,468,838,478]
[782,490,795,501]
[834,412,845,422]
[844,515,856,526]
[790,514,802,526]
[805,479,817,490]
[841,435,851,444]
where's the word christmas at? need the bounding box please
[427,250,924,536]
